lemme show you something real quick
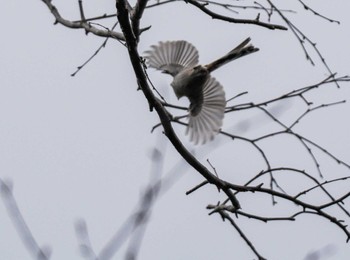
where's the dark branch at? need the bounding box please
[184,0,287,30]
[116,0,241,210]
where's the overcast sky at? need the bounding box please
[1,1,350,260]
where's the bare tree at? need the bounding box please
[2,0,350,259]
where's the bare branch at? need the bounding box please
[214,209,267,260]
[184,0,287,30]
[130,0,149,42]
[297,0,340,24]
[266,0,340,86]
[71,21,121,76]
[40,0,125,40]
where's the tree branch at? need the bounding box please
[40,0,125,40]
[184,0,287,30]
[130,0,149,42]
[116,0,241,209]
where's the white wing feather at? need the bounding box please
[186,77,226,144]
[144,41,199,76]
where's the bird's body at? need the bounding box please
[172,66,209,100]
[144,38,258,144]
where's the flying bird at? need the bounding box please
[144,38,259,144]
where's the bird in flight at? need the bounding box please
[144,38,259,144]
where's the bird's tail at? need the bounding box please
[205,38,259,72]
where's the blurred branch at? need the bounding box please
[0,179,51,260]
[75,134,191,260]
[75,220,98,260]
[124,140,165,260]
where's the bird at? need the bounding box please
[144,38,259,144]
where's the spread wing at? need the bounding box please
[186,77,226,145]
[144,41,199,76]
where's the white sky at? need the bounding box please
[1,1,350,260]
